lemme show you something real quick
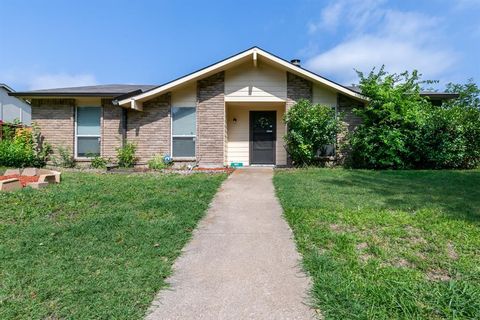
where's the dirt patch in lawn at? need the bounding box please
[426,269,451,281]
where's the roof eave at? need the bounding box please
[9,92,119,98]
[116,47,368,106]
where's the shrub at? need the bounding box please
[116,142,137,168]
[54,147,76,168]
[418,105,480,169]
[347,67,431,169]
[147,154,173,170]
[90,155,109,169]
[0,122,51,167]
[284,99,343,166]
[347,68,480,169]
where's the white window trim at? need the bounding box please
[75,106,102,160]
[171,106,197,159]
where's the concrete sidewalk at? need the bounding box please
[146,168,315,320]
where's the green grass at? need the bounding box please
[274,169,480,319]
[0,172,226,319]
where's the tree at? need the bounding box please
[348,67,432,168]
[444,79,480,109]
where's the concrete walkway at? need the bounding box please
[146,168,315,320]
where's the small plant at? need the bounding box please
[90,155,108,169]
[116,142,137,168]
[148,154,173,170]
[56,146,76,168]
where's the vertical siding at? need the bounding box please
[226,104,286,166]
[225,61,286,102]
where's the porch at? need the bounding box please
[225,102,287,167]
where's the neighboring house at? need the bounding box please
[0,83,31,125]
[10,47,457,167]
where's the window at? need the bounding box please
[76,106,101,157]
[172,106,196,157]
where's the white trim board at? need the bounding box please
[117,47,367,108]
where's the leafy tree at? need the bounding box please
[444,79,480,109]
[348,67,432,168]
[284,99,342,166]
[348,68,480,169]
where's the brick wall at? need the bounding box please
[197,72,225,166]
[286,72,313,110]
[126,93,171,163]
[336,94,364,162]
[102,99,123,159]
[337,94,363,132]
[31,99,75,157]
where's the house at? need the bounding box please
[0,83,31,125]
[9,47,456,167]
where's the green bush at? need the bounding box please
[116,142,137,168]
[147,154,173,170]
[418,105,480,169]
[284,99,342,166]
[90,155,109,169]
[347,67,480,169]
[0,123,51,168]
[347,68,431,169]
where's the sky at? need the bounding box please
[1,0,479,91]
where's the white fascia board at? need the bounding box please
[256,49,367,102]
[118,49,256,106]
[118,47,367,106]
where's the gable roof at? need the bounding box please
[116,47,367,109]
[0,83,15,93]
[11,84,156,98]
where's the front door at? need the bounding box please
[250,111,276,165]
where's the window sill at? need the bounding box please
[173,157,196,162]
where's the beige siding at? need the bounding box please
[226,103,286,166]
[225,61,286,102]
[171,83,196,107]
[312,84,337,108]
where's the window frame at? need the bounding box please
[75,106,102,159]
[171,106,196,159]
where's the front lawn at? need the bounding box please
[274,169,480,319]
[0,172,226,319]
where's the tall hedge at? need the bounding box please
[347,67,480,169]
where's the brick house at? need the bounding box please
[10,47,372,167]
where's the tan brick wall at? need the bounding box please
[197,72,225,166]
[31,99,75,157]
[286,72,313,111]
[126,93,171,163]
[336,94,364,162]
[102,99,123,159]
[337,94,363,132]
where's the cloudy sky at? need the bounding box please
[1,0,479,90]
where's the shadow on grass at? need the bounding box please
[319,170,480,223]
